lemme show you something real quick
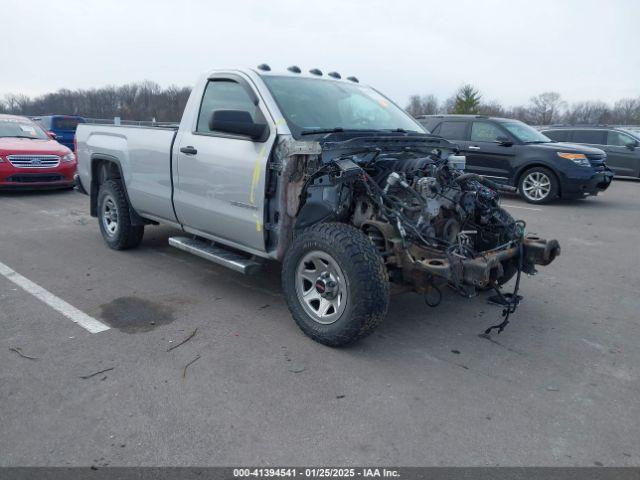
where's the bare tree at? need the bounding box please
[406,95,425,117]
[563,101,611,125]
[478,100,505,117]
[500,106,529,123]
[2,94,31,114]
[0,82,192,121]
[405,94,439,117]
[528,92,564,125]
[441,95,457,114]
[420,94,439,116]
[612,98,640,124]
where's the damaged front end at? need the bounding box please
[269,132,560,331]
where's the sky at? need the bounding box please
[1,0,639,109]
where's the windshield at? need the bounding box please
[501,121,552,143]
[261,76,425,137]
[0,118,50,139]
[621,128,640,140]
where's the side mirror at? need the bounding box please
[496,136,513,146]
[209,110,267,141]
[626,140,639,150]
[47,131,57,139]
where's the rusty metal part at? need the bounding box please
[394,235,561,292]
[269,137,325,261]
[521,235,561,266]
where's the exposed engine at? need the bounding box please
[345,147,523,262]
[293,134,559,297]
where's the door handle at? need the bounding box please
[468,145,481,150]
[180,146,198,155]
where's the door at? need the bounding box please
[463,121,516,181]
[603,130,640,177]
[570,129,607,150]
[173,77,276,253]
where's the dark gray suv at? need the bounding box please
[418,115,613,204]
[541,126,640,178]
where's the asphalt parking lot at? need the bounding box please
[1,181,639,467]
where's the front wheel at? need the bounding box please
[518,167,558,204]
[282,223,389,347]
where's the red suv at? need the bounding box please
[0,114,77,189]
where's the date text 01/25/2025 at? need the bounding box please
[233,468,400,478]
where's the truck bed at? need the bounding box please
[76,124,178,223]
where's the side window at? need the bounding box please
[430,123,441,135]
[572,130,606,145]
[607,130,634,147]
[438,121,467,141]
[418,118,439,133]
[196,79,260,133]
[470,122,504,142]
[543,130,570,142]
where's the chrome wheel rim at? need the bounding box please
[295,250,348,325]
[101,196,118,236]
[522,172,551,201]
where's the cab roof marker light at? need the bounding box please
[287,65,302,74]
[309,68,323,76]
[328,71,341,79]
[346,76,359,83]
[257,64,271,71]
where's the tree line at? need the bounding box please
[0,81,191,122]
[405,85,640,125]
[2,80,639,126]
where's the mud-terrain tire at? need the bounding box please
[282,222,389,347]
[518,166,559,204]
[97,179,144,250]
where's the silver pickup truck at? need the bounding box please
[76,65,560,346]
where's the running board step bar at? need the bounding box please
[168,236,262,275]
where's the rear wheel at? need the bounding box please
[518,167,558,204]
[97,179,144,250]
[282,222,389,347]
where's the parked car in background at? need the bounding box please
[540,126,640,178]
[34,115,86,151]
[417,115,613,204]
[0,114,77,189]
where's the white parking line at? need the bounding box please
[502,204,542,211]
[0,260,110,333]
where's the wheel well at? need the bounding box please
[89,157,152,225]
[90,157,123,216]
[516,164,561,196]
